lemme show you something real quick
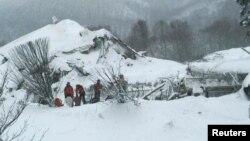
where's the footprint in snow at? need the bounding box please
[98,113,104,119]
[164,121,174,132]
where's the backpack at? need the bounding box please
[76,85,85,94]
[74,96,81,106]
[54,98,63,107]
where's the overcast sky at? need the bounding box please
[0,0,240,43]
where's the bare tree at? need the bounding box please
[150,20,174,59]
[127,20,150,52]
[167,20,194,62]
[0,68,8,98]
[92,66,139,105]
[0,67,47,141]
[9,38,54,106]
[0,94,47,141]
[8,66,25,91]
[0,99,27,141]
[0,66,29,141]
[149,20,198,62]
[200,17,250,53]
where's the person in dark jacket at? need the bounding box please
[117,74,128,92]
[64,82,74,107]
[93,79,103,102]
[76,84,86,105]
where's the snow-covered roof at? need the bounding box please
[0,19,186,95]
[191,47,250,73]
[0,19,111,57]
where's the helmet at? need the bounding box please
[119,74,124,79]
[66,82,70,86]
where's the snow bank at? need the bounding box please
[191,47,250,73]
[0,19,95,56]
[9,94,250,141]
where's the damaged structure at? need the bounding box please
[144,67,248,101]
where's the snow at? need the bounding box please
[0,19,186,93]
[0,19,96,56]
[0,19,186,117]
[5,93,249,141]
[48,48,185,103]
[191,47,250,73]
[1,19,249,141]
[119,57,185,83]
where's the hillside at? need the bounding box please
[190,47,250,73]
[0,19,186,101]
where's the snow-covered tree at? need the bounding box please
[0,68,8,97]
[236,0,250,35]
[93,66,139,105]
[9,38,54,106]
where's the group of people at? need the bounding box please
[54,74,128,107]
[54,79,103,107]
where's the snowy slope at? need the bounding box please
[190,47,250,73]
[0,19,96,56]
[0,19,186,101]
[7,93,250,141]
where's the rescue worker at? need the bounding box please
[64,82,74,107]
[93,79,103,103]
[75,84,86,105]
[117,74,128,92]
[115,74,128,103]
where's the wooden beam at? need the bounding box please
[241,48,250,55]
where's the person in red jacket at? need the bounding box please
[76,84,86,105]
[64,82,74,107]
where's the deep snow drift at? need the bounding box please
[9,92,250,141]
[191,47,250,73]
